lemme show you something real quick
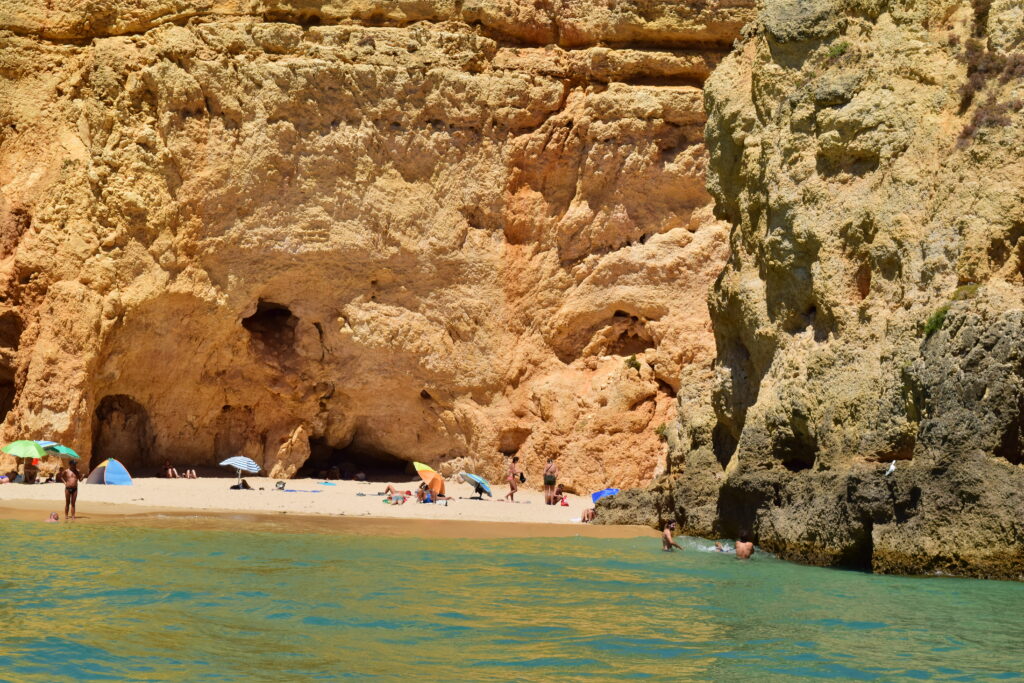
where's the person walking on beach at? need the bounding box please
[505,455,519,502]
[59,461,80,520]
[543,458,558,505]
[735,534,755,559]
[662,522,683,551]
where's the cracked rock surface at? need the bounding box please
[0,1,751,490]
[601,0,1024,579]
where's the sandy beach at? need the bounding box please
[0,476,638,534]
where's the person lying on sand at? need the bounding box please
[59,461,80,520]
[662,522,683,552]
[381,484,410,504]
[162,461,179,478]
[581,508,596,523]
[183,469,198,479]
[735,534,755,559]
[46,512,59,522]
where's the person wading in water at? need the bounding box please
[504,455,520,502]
[59,461,80,520]
[662,522,683,552]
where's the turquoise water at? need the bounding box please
[2,519,1023,681]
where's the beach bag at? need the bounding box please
[519,472,526,484]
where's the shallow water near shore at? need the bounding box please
[3,519,1023,681]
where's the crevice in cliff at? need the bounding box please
[243,301,298,360]
[993,393,1024,465]
[0,365,15,425]
[2,12,741,53]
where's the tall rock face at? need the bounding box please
[0,1,752,489]
[612,0,1023,578]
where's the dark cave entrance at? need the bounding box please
[242,301,298,357]
[92,395,153,471]
[0,309,23,424]
[0,364,15,424]
[299,437,413,482]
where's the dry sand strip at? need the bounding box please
[0,477,650,537]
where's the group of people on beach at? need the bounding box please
[502,456,568,506]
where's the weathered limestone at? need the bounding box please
[0,1,752,491]
[602,0,1024,579]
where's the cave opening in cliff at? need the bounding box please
[92,395,153,472]
[993,396,1024,465]
[778,436,817,472]
[242,301,297,356]
[0,365,15,424]
[300,437,412,482]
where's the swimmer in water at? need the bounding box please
[662,522,683,552]
[735,533,754,559]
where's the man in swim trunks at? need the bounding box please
[662,522,683,551]
[735,533,755,559]
[59,461,80,520]
[543,458,558,505]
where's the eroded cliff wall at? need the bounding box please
[603,0,1024,579]
[0,1,753,490]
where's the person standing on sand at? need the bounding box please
[543,458,558,505]
[735,534,755,559]
[59,461,80,520]
[662,522,683,551]
[505,455,519,502]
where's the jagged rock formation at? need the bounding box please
[602,0,1024,579]
[0,1,752,490]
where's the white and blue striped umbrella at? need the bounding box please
[459,472,492,497]
[219,456,260,473]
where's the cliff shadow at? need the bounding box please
[92,395,154,473]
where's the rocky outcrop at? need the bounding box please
[602,0,1024,579]
[0,1,752,491]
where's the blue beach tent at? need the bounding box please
[86,458,133,485]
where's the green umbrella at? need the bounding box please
[2,440,46,460]
[45,444,80,460]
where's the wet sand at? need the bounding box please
[0,477,654,538]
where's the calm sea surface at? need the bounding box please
[2,518,1022,681]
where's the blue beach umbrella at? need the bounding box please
[459,472,492,498]
[220,456,260,485]
[591,488,620,504]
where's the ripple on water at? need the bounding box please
[1,520,1023,681]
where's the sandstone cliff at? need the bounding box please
[602,0,1024,579]
[0,1,752,491]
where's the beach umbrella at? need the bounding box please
[413,462,445,495]
[86,458,133,485]
[459,472,492,498]
[219,456,260,485]
[44,445,80,460]
[34,440,59,449]
[591,488,620,504]
[2,440,46,460]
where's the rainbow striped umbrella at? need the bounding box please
[413,462,445,496]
